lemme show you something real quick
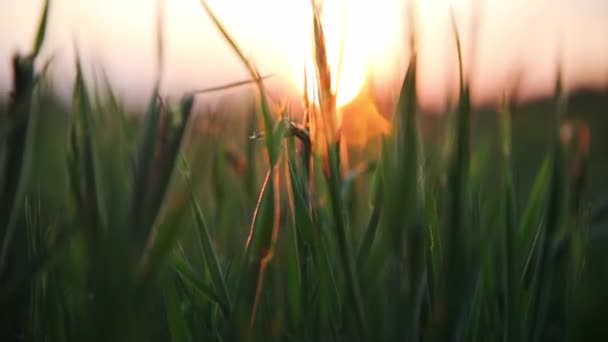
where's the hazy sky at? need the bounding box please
[1,0,607,109]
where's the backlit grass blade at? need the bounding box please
[246,122,288,334]
[199,0,277,165]
[32,0,51,58]
[190,75,272,95]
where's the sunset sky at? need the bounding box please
[1,0,607,110]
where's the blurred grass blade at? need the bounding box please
[130,0,166,250]
[190,75,272,95]
[500,99,518,340]
[74,54,107,230]
[199,0,277,165]
[0,73,39,275]
[32,0,51,58]
[139,96,194,263]
[191,197,232,317]
[182,156,232,318]
[155,0,165,80]
[356,171,382,267]
[519,158,551,287]
[170,253,225,310]
[0,12,51,273]
[164,274,193,342]
[326,143,368,336]
[531,67,568,341]
[130,93,161,247]
[434,10,472,339]
[519,158,551,238]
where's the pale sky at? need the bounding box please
[1,0,607,110]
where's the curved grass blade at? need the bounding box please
[199,0,277,165]
[32,0,51,58]
[189,75,273,95]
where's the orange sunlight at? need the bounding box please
[286,0,403,107]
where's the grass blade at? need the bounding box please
[74,54,107,231]
[130,93,161,248]
[182,157,232,319]
[164,274,193,342]
[32,0,51,58]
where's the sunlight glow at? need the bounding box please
[291,0,403,107]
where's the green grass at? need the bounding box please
[1,1,608,341]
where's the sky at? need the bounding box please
[0,0,607,111]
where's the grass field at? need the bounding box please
[1,1,608,341]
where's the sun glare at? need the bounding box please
[291,0,403,107]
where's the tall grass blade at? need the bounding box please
[164,274,193,342]
[500,99,519,340]
[434,10,473,339]
[0,4,52,273]
[326,143,368,337]
[182,157,232,319]
[130,94,161,248]
[32,0,51,58]
[199,0,277,165]
[531,65,568,342]
[139,96,194,270]
[73,54,107,231]
[0,75,38,275]
[519,158,550,286]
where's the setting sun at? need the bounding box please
[302,0,366,107]
[286,0,403,107]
